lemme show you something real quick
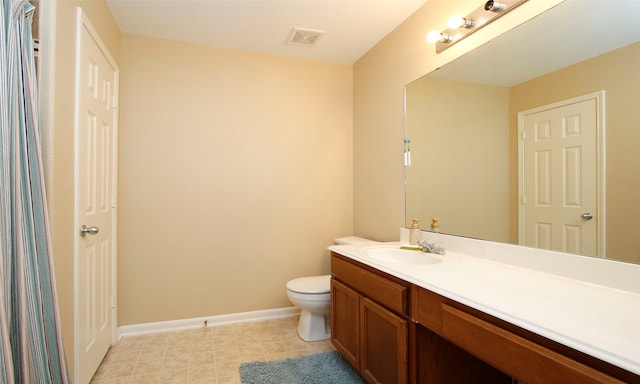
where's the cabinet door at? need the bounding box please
[361,297,408,384]
[331,279,360,369]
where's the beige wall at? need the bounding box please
[117,35,353,325]
[353,0,563,241]
[510,42,640,263]
[39,0,121,375]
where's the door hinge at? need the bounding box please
[111,195,116,208]
[521,127,526,140]
[113,94,118,110]
[111,295,116,309]
[522,195,527,204]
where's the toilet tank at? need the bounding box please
[333,236,378,246]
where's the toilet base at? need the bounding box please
[296,309,330,342]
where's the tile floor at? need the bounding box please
[90,316,335,384]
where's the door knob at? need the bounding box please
[80,225,99,237]
[580,213,593,220]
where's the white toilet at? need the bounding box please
[286,236,378,342]
[286,275,331,342]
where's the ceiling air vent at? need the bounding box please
[287,27,325,47]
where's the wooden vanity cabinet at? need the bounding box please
[331,252,408,384]
[331,252,639,384]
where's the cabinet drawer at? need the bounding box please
[415,286,636,383]
[441,304,624,384]
[331,253,407,316]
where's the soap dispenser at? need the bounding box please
[431,218,440,233]
[409,218,420,245]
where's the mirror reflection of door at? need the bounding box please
[518,92,605,257]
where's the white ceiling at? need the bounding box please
[106,0,428,64]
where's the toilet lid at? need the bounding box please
[287,275,331,294]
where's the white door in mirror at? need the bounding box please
[519,94,601,257]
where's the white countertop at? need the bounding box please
[328,239,640,376]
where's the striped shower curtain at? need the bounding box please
[0,0,70,382]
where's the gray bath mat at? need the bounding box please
[239,350,364,384]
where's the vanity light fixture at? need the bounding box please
[427,0,527,54]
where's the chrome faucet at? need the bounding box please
[418,240,445,255]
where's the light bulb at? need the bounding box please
[448,15,465,29]
[426,30,448,44]
[448,15,475,29]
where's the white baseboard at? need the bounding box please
[117,306,300,340]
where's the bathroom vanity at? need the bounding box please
[329,238,640,384]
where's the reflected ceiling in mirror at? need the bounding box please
[405,0,640,264]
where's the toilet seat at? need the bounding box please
[287,290,330,302]
[286,275,330,294]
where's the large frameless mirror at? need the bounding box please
[405,0,640,264]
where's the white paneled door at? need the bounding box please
[518,92,604,257]
[74,9,118,384]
